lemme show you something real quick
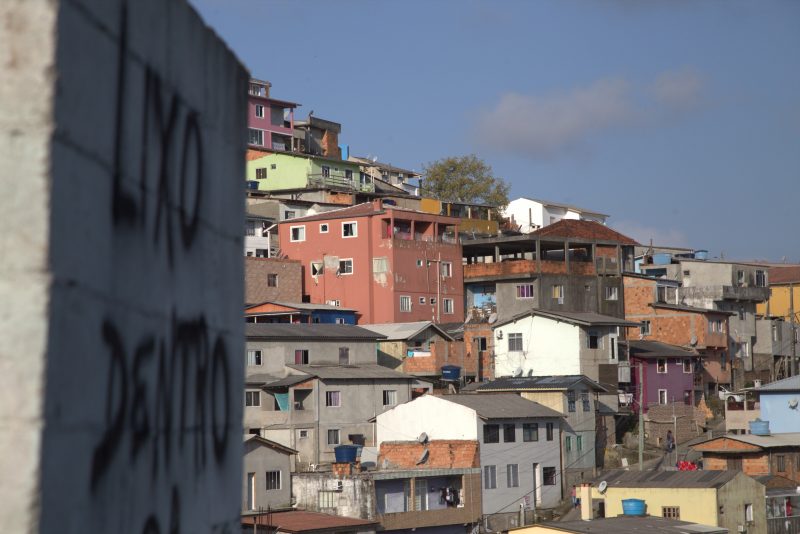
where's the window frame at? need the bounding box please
[400,295,412,312]
[325,390,341,408]
[503,423,516,443]
[551,284,564,304]
[266,470,281,490]
[523,423,539,442]
[247,349,263,366]
[338,258,354,275]
[587,331,600,349]
[327,429,340,446]
[254,104,265,118]
[605,286,619,301]
[255,167,267,180]
[543,467,557,486]
[483,424,500,444]
[338,347,350,365]
[657,358,668,374]
[290,225,306,242]
[443,298,454,315]
[546,422,554,441]
[484,465,497,490]
[267,273,278,287]
[295,349,309,365]
[508,332,523,352]
[683,359,693,374]
[516,283,535,299]
[383,390,397,407]
[506,464,519,488]
[581,392,591,412]
[248,128,264,146]
[640,320,651,336]
[319,223,329,233]
[441,262,453,278]
[658,389,668,405]
[341,221,358,238]
[567,390,576,412]
[245,390,261,407]
[662,506,680,520]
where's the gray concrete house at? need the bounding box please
[377,393,564,531]
[243,436,297,512]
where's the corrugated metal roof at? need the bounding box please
[476,375,608,392]
[246,323,385,340]
[622,340,698,359]
[531,219,638,245]
[362,321,454,341]
[495,309,639,329]
[287,364,417,381]
[245,300,356,313]
[756,374,800,392]
[532,517,726,534]
[437,393,564,419]
[591,469,738,489]
[693,432,800,450]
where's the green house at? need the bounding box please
[246,151,372,193]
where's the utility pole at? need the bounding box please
[791,282,797,376]
[638,363,644,471]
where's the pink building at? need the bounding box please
[278,200,464,324]
[247,78,298,151]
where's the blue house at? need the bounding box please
[245,301,357,325]
[755,375,800,434]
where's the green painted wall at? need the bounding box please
[247,152,365,192]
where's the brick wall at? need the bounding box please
[245,257,302,304]
[379,440,480,469]
[645,403,706,446]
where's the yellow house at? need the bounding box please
[757,266,800,320]
[587,469,766,534]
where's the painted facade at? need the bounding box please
[622,340,701,410]
[278,201,464,325]
[247,79,297,151]
[242,436,296,512]
[247,150,369,193]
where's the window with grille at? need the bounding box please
[567,390,576,412]
[400,296,412,312]
[662,507,680,519]
[319,490,339,509]
[581,392,590,411]
[508,333,523,352]
[266,471,281,490]
[256,167,267,179]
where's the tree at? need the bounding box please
[421,155,510,208]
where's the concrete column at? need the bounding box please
[580,483,593,520]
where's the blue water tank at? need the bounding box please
[334,445,359,463]
[693,250,709,260]
[652,253,672,265]
[441,365,461,381]
[622,499,646,516]
[246,181,259,190]
[749,420,770,436]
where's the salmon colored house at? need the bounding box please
[278,200,464,324]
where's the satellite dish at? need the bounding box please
[418,432,429,444]
[488,313,498,324]
[690,336,698,346]
[527,369,534,377]
[416,449,429,465]
[789,398,799,409]
[514,367,523,377]
[598,481,608,494]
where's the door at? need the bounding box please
[247,472,256,510]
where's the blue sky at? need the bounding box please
[190,0,800,262]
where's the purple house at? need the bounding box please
[622,340,700,412]
[247,78,298,151]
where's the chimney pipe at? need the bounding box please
[580,483,593,521]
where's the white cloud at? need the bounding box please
[612,220,689,248]
[650,68,704,109]
[474,68,705,158]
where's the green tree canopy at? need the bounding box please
[421,155,510,208]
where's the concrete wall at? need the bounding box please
[759,392,800,434]
[292,472,376,519]
[0,0,248,532]
[243,441,293,511]
[377,396,480,443]
[245,338,379,376]
[717,472,767,534]
[598,487,718,526]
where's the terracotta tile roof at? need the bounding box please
[769,265,800,285]
[247,148,269,161]
[379,440,479,469]
[281,202,379,223]
[531,219,638,245]
[243,511,378,533]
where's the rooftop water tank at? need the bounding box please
[334,445,359,463]
[441,365,461,381]
[621,499,646,516]
[693,250,709,260]
[749,420,770,436]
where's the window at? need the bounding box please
[335,318,345,325]
[745,503,753,523]
[657,359,667,373]
[483,424,500,444]
[383,390,397,406]
[342,221,357,238]
[319,490,338,509]
[683,359,693,373]
[290,226,305,242]
[414,478,428,511]
[523,423,539,442]
[566,436,572,452]
[284,210,296,220]
[721,351,727,370]
[325,391,341,407]
[577,435,583,451]
[345,169,353,180]
[338,347,350,365]
[255,104,265,118]
[311,262,324,276]
[337,259,353,275]
[271,164,277,170]
[400,296,412,312]
[658,389,668,405]
[567,390,576,412]
[640,321,651,336]
[267,273,278,287]
[299,430,309,439]
[755,270,767,287]
[662,507,680,519]
[247,350,262,366]
[508,333,523,352]
[507,464,519,488]
[248,128,264,145]
[419,297,426,305]
[295,349,309,365]
[777,455,786,472]
[430,297,436,305]
[552,285,564,304]
[320,223,329,233]
[657,285,677,304]
[516,284,534,299]
[737,270,745,286]
[321,166,330,178]
[443,298,454,314]
[543,467,556,486]
[327,429,340,445]
[416,259,424,267]
[373,257,388,274]
[255,167,267,179]
[588,331,600,349]
[245,391,261,407]
[266,470,281,490]
[581,392,590,412]
[484,465,497,489]
[504,424,516,442]
[605,286,618,301]
[441,262,453,278]
[546,422,554,441]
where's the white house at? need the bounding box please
[491,310,636,382]
[503,197,608,234]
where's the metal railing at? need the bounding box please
[307,173,375,193]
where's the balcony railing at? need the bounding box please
[307,173,375,193]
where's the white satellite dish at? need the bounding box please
[418,432,429,444]
[789,398,799,409]
[488,313,498,324]
[598,480,608,494]
[527,369,534,377]
[416,449,429,465]
[514,367,523,377]
[690,336,698,346]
